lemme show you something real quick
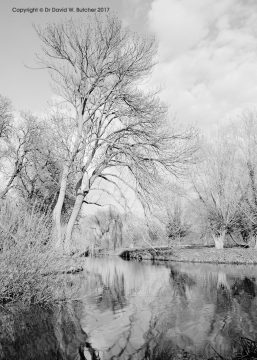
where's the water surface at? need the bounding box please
[78,257,257,359]
[2,257,257,359]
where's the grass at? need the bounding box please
[120,246,257,264]
[0,199,84,306]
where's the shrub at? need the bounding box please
[0,199,74,305]
[166,204,191,242]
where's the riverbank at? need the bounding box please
[119,246,257,264]
[0,252,85,306]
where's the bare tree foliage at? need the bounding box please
[35,16,197,251]
[191,108,257,249]
[166,202,191,243]
[192,136,243,249]
[15,121,61,211]
[0,95,12,141]
[0,113,60,208]
[227,109,257,247]
[88,208,123,251]
[0,114,39,199]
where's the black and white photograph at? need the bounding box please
[1,0,257,359]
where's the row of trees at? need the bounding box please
[3,15,257,252]
[91,110,257,251]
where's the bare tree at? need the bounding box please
[15,134,60,212]
[36,16,197,252]
[228,109,257,248]
[192,136,242,249]
[0,114,43,199]
[166,201,191,243]
[0,95,12,141]
[88,207,123,251]
[0,95,13,175]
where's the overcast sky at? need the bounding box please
[1,0,257,130]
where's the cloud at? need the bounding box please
[148,0,257,130]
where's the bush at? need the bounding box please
[166,204,191,242]
[0,200,73,305]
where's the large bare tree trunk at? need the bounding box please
[53,111,84,251]
[53,164,69,249]
[64,193,84,253]
[212,230,225,249]
[64,170,90,253]
[64,169,98,253]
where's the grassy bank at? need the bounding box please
[119,246,257,264]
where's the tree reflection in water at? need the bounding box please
[80,259,257,359]
[169,266,196,305]
[0,302,91,360]
[96,268,127,313]
[2,259,257,359]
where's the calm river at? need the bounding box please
[1,257,257,359]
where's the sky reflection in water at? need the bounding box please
[78,257,257,359]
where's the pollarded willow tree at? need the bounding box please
[228,108,257,248]
[192,134,244,249]
[192,109,257,250]
[36,16,196,252]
